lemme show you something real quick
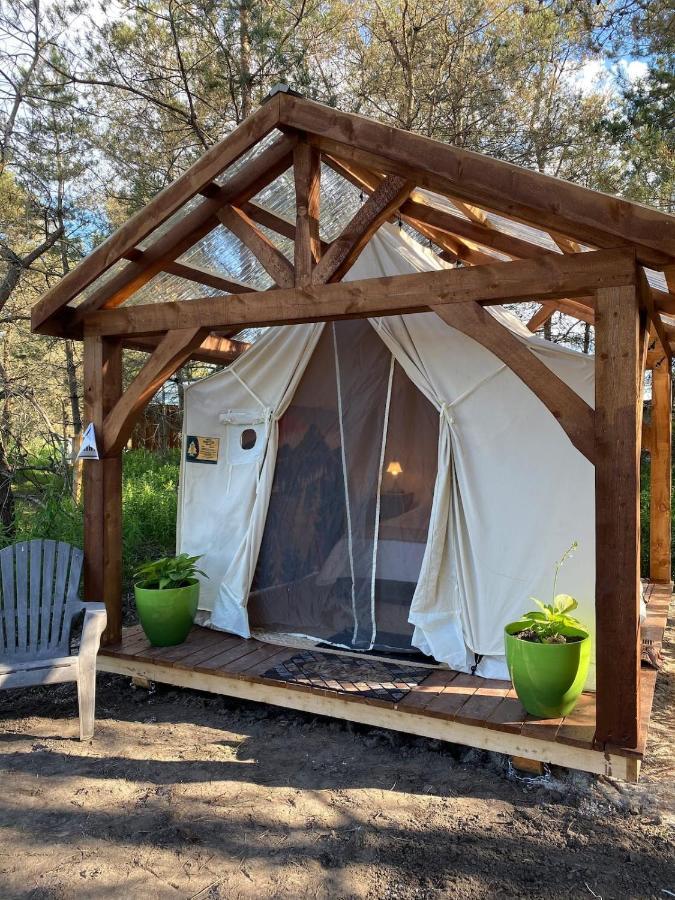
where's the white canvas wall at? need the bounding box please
[178,223,596,683]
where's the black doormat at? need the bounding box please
[262,649,432,704]
[316,638,435,666]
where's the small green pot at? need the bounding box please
[504,621,591,718]
[134,579,199,647]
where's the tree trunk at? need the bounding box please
[0,346,14,538]
[239,1,252,120]
[583,322,591,354]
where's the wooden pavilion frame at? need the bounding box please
[32,87,674,758]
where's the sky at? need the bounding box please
[573,57,650,96]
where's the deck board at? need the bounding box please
[99,585,670,781]
[485,689,528,735]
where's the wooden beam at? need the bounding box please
[312,175,414,284]
[32,96,281,329]
[58,135,296,332]
[102,328,208,457]
[217,205,295,288]
[82,335,123,645]
[595,283,641,748]
[241,201,330,254]
[555,298,595,325]
[324,154,605,300]
[242,202,295,242]
[527,298,595,329]
[550,232,582,254]
[280,95,675,267]
[638,270,672,363]
[293,140,322,287]
[324,155,503,263]
[649,357,672,583]
[527,303,556,332]
[82,249,637,338]
[404,198,544,260]
[123,332,247,365]
[665,265,675,294]
[164,261,256,294]
[97,647,641,781]
[434,302,595,462]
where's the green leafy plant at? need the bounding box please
[134,553,207,590]
[519,542,587,644]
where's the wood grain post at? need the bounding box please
[83,335,123,645]
[650,357,672,583]
[594,284,641,748]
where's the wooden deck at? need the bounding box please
[98,583,671,782]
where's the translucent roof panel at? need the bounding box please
[127,272,227,307]
[417,189,563,254]
[212,129,285,187]
[645,268,668,292]
[68,257,134,308]
[249,162,363,242]
[178,225,274,291]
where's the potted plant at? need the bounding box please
[504,542,591,719]
[133,554,207,647]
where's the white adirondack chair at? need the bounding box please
[0,540,107,740]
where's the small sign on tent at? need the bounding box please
[76,423,99,461]
[185,435,220,465]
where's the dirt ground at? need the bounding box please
[0,612,673,900]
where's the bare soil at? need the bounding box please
[0,612,673,900]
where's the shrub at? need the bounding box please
[3,448,181,591]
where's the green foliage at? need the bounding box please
[521,594,585,642]
[3,449,182,591]
[134,552,207,591]
[523,541,587,641]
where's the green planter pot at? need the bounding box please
[504,621,591,719]
[134,579,199,647]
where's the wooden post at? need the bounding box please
[594,284,641,748]
[650,357,672,584]
[293,139,321,288]
[83,335,123,645]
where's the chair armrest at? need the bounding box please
[74,603,108,661]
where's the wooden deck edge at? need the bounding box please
[97,653,641,783]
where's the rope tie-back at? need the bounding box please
[227,367,268,410]
[332,323,358,644]
[440,364,508,420]
[369,353,395,650]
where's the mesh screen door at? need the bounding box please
[249,320,439,652]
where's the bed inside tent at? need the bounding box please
[177,222,596,686]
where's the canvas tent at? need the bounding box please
[31,87,675,756]
[178,223,595,683]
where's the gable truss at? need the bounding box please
[34,89,674,754]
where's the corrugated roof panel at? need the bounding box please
[68,257,133,308]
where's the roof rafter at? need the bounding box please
[32,95,283,330]
[164,261,256,294]
[312,174,415,284]
[63,133,297,332]
[217,205,295,288]
[80,249,637,338]
[278,95,674,267]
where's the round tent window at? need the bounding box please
[240,428,257,451]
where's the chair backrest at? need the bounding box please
[0,540,83,662]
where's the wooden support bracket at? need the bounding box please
[101,327,209,457]
[434,302,595,463]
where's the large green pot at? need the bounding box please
[134,579,199,647]
[504,621,591,718]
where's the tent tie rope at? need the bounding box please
[470,653,484,676]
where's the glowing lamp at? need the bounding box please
[386,461,403,477]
